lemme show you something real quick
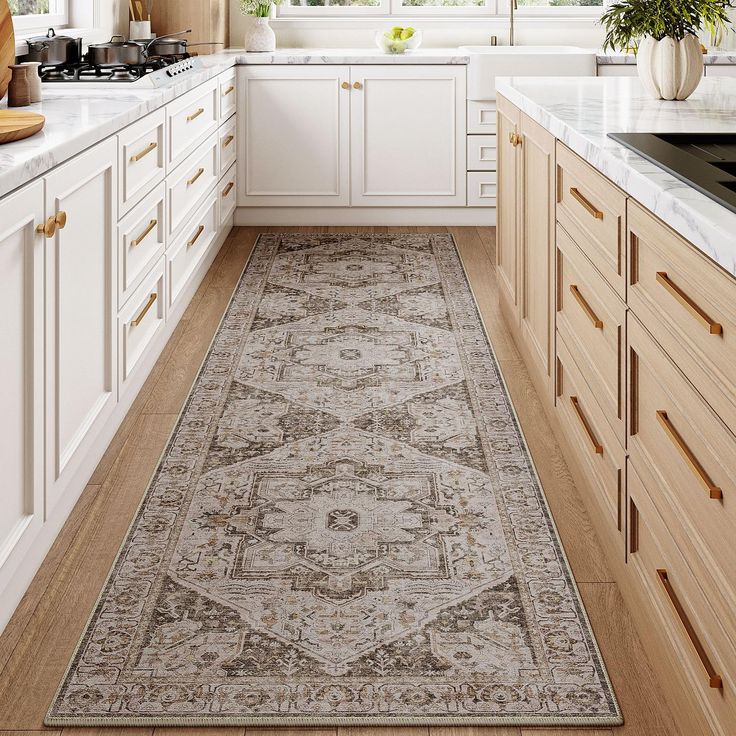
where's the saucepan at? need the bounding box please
[21,28,83,66]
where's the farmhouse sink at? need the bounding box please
[460,45,597,100]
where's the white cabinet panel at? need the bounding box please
[705,65,736,76]
[467,100,497,135]
[467,171,497,207]
[597,65,638,77]
[167,79,218,172]
[219,115,237,177]
[219,69,237,121]
[468,134,497,171]
[44,139,118,513]
[220,162,237,226]
[238,66,350,207]
[350,65,466,206]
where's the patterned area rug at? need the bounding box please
[47,233,621,727]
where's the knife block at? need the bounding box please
[150,0,229,55]
[0,0,15,101]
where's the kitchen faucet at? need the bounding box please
[509,0,517,46]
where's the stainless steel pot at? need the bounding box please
[22,28,83,66]
[86,36,148,66]
[139,30,192,57]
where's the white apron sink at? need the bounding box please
[460,45,597,100]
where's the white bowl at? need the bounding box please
[375,29,422,55]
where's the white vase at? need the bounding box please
[637,34,703,101]
[245,17,276,52]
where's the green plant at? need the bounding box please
[240,0,283,17]
[600,0,734,50]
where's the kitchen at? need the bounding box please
[0,0,734,734]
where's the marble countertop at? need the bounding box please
[496,75,736,277]
[597,50,736,65]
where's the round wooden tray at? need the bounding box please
[0,110,46,144]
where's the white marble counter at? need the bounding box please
[235,47,469,65]
[597,50,736,65]
[496,75,736,277]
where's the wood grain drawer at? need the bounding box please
[556,333,624,545]
[219,116,237,178]
[467,171,496,207]
[628,314,736,638]
[467,135,497,171]
[628,199,736,431]
[219,69,237,122]
[556,143,626,297]
[468,100,497,135]
[167,78,218,172]
[219,162,237,227]
[627,461,736,735]
[556,223,626,445]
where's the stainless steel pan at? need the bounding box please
[86,36,148,66]
[21,28,83,66]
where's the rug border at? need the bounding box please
[45,232,623,729]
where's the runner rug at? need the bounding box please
[47,233,622,727]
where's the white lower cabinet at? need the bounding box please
[220,162,237,226]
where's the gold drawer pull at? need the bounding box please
[569,284,603,329]
[508,132,522,147]
[570,396,603,455]
[222,181,234,198]
[223,85,235,96]
[187,107,205,122]
[187,168,205,186]
[130,141,157,163]
[187,224,205,247]
[656,272,722,335]
[223,134,234,148]
[353,81,363,90]
[656,410,723,500]
[131,219,157,247]
[341,81,350,90]
[131,293,157,327]
[569,187,604,220]
[36,215,57,239]
[657,569,723,690]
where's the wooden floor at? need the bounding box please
[0,226,680,736]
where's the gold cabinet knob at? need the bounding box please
[353,81,363,90]
[55,211,67,229]
[36,216,57,239]
[341,81,350,90]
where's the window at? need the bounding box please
[517,0,602,7]
[9,0,68,30]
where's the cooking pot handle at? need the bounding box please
[110,34,127,42]
[27,40,49,52]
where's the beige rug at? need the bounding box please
[46,233,622,727]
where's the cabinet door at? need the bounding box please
[0,181,44,583]
[350,65,466,207]
[238,66,350,207]
[45,139,118,513]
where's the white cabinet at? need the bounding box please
[44,138,118,514]
[0,181,45,584]
[238,65,350,207]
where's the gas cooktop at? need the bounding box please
[609,132,736,214]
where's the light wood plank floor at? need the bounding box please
[0,227,680,736]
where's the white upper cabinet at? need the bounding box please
[350,65,466,207]
[238,66,351,207]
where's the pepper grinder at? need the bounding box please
[7,65,31,107]
[21,62,42,103]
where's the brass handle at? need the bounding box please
[656,272,722,335]
[131,292,158,327]
[569,284,603,329]
[223,134,234,148]
[131,219,157,247]
[353,81,363,90]
[222,181,234,198]
[54,211,67,230]
[130,141,157,163]
[223,85,235,96]
[36,216,56,238]
[187,168,205,186]
[656,411,722,500]
[341,81,350,90]
[657,569,723,690]
[569,187,604,220]
[187,224,205,247]
[508,132,522,147]
[570,396,603,455]
[187,107,205,122]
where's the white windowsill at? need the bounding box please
[14,27,109,57]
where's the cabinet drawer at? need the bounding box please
[556,333,624,545]
[118,182,166,308]
[167,78,218,171]
[219,69,237,121]
[118,255,166,393]
[118,108,166,217]
[467,171,496,207]
[629,315,736,636]
[556,223,626,444]
[219,116,237,177]
[627,462,736,735]
[168,191,219,310]
[468,100,497,135]
[167,136,218,238]
[467,134,497,171]
[219,162,237,227]
[556,143,626,297]
[628,199,736,431]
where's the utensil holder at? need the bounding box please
[130,21,153,40]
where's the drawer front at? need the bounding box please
[556,333,624,544]
[467,134,497,171]
[168,191,219,310]
[219,69,237,121]
[118,255,166,391]
[167,136,218,237]
[556,223,626,444]
[628,199,736,431]
[118,108,166,217]
[467,100,497,135]
[628,314,736,634]
[118,182,167,308]
[467,171,497,207]
[219,116,237,177]
[627,462,736,735]
[220,162,237,227]
[556,143,626,297]
[167,78,218,171]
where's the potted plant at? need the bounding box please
[241,0,282,53]
[601,0,734,100]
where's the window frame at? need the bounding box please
[9,0,69,31]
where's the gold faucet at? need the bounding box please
[509,0,518,46]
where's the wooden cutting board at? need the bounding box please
[0,110,45,144]
[0,0,14,101]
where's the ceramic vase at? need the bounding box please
[22,61,42,103]
[7,65,31,107]
[637,34,704,101]
[245,17,276,52]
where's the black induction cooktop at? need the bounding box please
[608,132,736,214]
